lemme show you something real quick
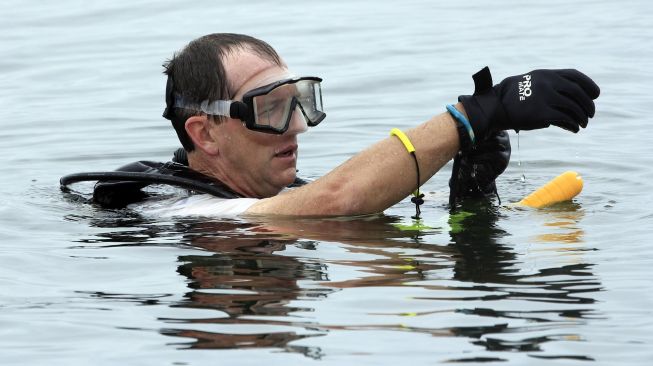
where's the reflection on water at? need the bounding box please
[536,203,586,245]
[171,244,329,355]
[66,200,601,361]
[444,202,599,361]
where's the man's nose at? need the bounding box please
[286,105,308,135]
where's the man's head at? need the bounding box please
[162,33,318,198]
[163,33,283,151]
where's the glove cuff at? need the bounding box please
[458,66,511,137]
[458,94,488,142]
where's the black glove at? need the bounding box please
[459,67,600,139]
[449,130,511,207]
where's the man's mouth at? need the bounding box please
[274,144,297,158]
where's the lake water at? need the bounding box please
[1,0,652,364]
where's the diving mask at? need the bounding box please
[171,76,326,134]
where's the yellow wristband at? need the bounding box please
[390,128,424,219]
[390,128,415,153]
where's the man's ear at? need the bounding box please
[185,116,220,155]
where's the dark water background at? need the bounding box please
[1,0,652,364]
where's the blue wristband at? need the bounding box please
[446,104,475,145]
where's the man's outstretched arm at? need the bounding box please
[247,104,463,216]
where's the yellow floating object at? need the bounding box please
[519,171,583,208]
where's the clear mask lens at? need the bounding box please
[251,79,324,131]
[296,81,324,126]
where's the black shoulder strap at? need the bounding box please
[90,161,243,208]
[61,148,310,208]
[92,161,158,208]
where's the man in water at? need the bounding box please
[98,33,599,216]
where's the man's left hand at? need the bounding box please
[449,130,511,206]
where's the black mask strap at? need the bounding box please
[163,75,175,120]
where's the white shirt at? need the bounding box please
[133,192,259,217]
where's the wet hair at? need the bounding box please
[162,33,283,151]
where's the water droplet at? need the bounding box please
[517,132,525,182]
